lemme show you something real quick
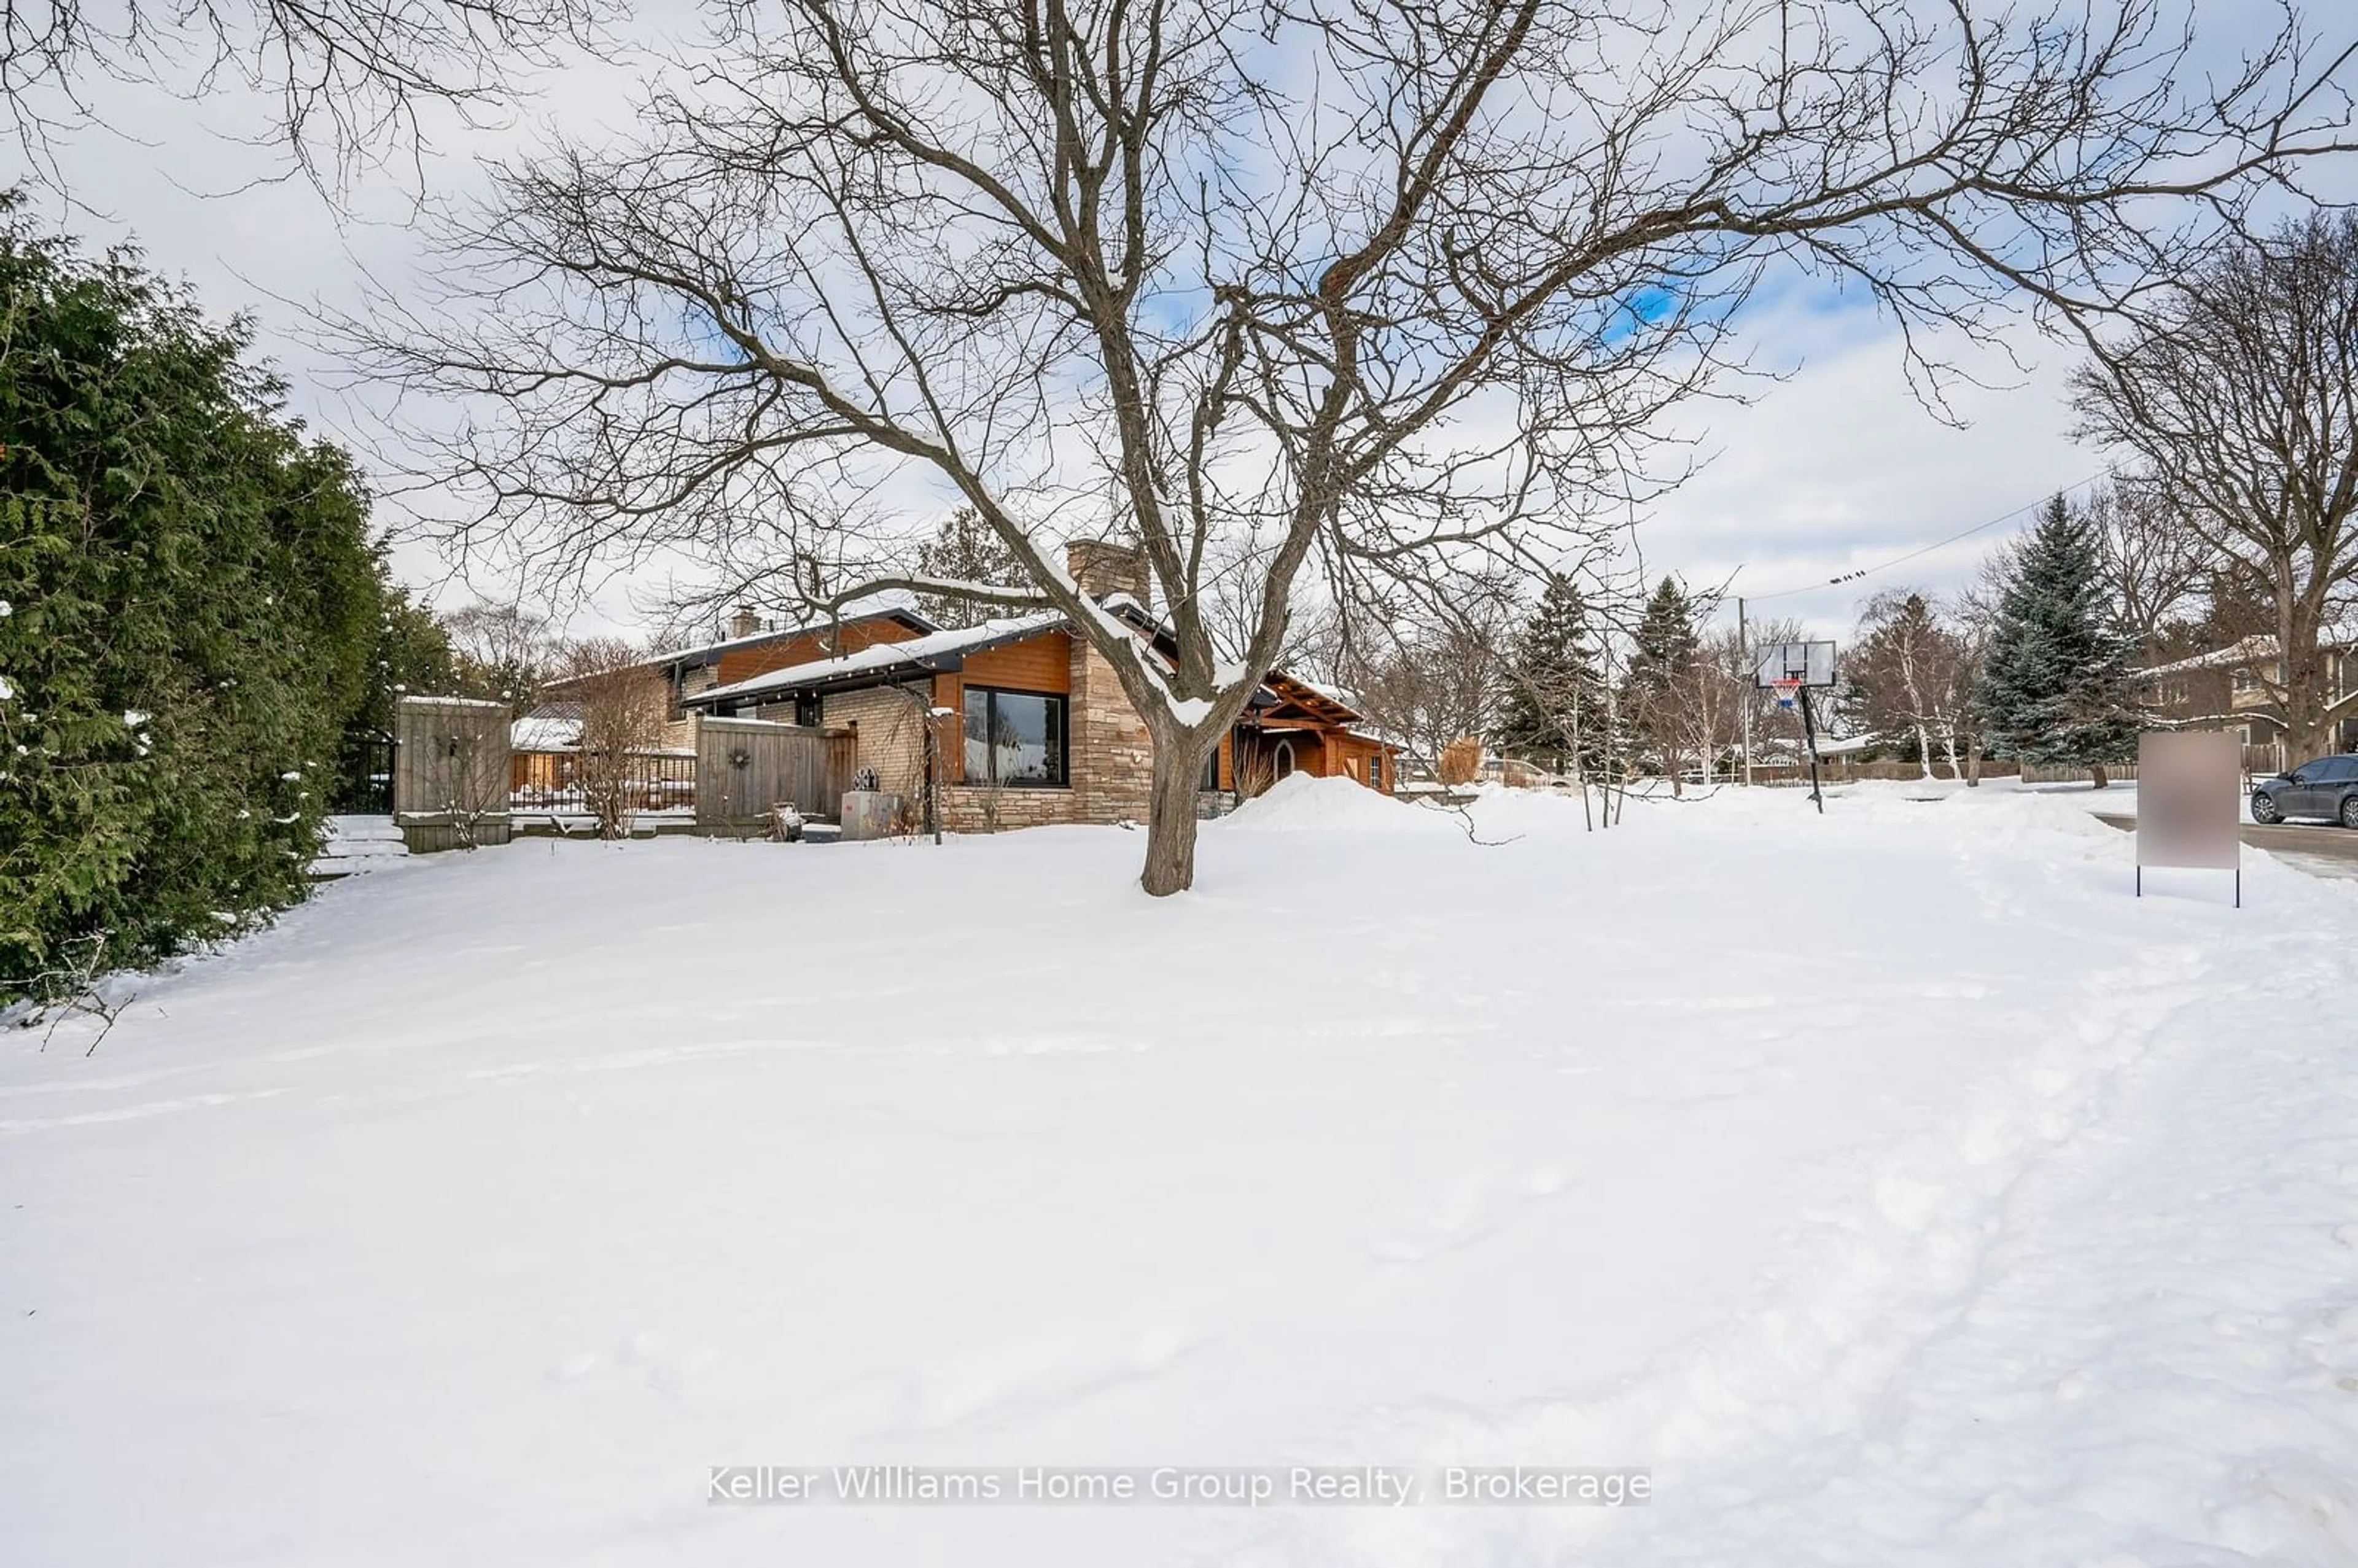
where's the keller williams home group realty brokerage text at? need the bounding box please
[706,1465,1654,1508]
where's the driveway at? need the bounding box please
[2092,810,2358,880]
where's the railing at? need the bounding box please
[510,749,698,813]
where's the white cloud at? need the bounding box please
[1640,293,2096,641]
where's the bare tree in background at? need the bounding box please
[1852,588,1973,778]
[1334,586,1513,777]
[2074,212,2358,759]
[364,0,2358,893]
[2085,475,2212,651]
[2,0,601,188]
[562,637,667,839]
[1944,573,2006,784]
[443,600,557,716]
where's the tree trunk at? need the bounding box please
[1914,723,1935,781]
[1140,740,1205,896]
[1966,737,1983,787]
[2090,762,2111,789]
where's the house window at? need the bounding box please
[963,688,1068,787]
[1273,739,1295,778]
[1367,751,1382,788]
[1201,746,1220,791]
[794,694,823,728]
[2233,669,2259,693]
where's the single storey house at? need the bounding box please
[675,542,1397,831]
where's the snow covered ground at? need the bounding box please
[5,780,2355,1566]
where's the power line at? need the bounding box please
[1739,465,2117,604]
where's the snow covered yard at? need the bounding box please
[4,780,2356,1567]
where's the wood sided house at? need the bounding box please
[540,601,940,751]
[668,542,1397,831]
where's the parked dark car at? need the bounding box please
[2250,754,2358,827]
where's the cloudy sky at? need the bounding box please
[18,8,2129,650]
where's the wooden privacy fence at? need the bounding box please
[393,695,513,850]
[696,716,857,834]
[1744,759,2020,784]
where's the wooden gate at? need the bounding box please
[696,716,857,833]
[392,696,513,850]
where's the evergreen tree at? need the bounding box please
[1495,575,1606,772]
[0,211,387,1003]
[1621,576,1702,774]
[1981,495,2141,784]
[913,506,1024,629]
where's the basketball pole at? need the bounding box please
[1737,596,1753,786]
[1799,685,1826,815]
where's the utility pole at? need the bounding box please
[1737,596,1753,786]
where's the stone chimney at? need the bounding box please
[730,604,762,638]
[1065,539,1149,610]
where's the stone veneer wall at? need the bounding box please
[939,782,1077,833]
[1066,634,1155,825]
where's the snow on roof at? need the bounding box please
[512,714,582,751]
[697,611,1070,704]
[2134,635,2278,680]
[1293,677,1362,710]
[569,594,938,678]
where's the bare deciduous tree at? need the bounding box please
[562,637,668,839]
[1852,588,1974,778]
[2085,475,2212,650]
[1334,597,1512,779]
[4,0,601,188]
[2074,212,2358,758]
[443,600,557,716]
[363,0,2358,893]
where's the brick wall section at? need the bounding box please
[823,685,933,796]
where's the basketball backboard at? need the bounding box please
[1755,640,1837,689]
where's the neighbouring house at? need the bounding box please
[507,699,697,815]
[675,542,1398,831]
[2131,635,2358,756]
[539,600,940,750]
[509,701,584,802]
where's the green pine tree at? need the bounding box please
[1981,495,2141,784]
[913,507,1024,629]
[1621,576,1702,775]
[1495,575,1607,772]
[0,208,389,1003]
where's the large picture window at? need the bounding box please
[963,688,1068,787]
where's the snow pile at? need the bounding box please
[1218,772,1450,833]
[3,791,2354,1567]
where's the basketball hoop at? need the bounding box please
[1772,677,1801,710]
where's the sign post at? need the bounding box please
[2136,731,2242,907]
